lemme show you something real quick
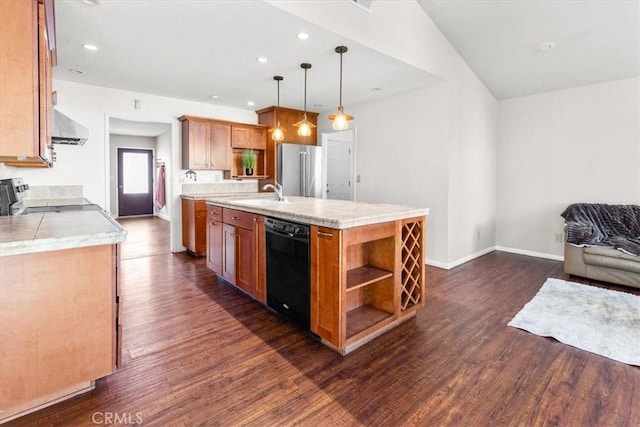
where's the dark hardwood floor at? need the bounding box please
[8,218,639,426]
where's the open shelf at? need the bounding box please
[230,175,269,179]
[346,304,393,339]
[346,265,393,292]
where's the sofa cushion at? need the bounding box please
[583,246,640,274]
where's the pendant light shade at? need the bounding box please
[328,46,354,130]
[294,63,316,137]
[272,76,284,142]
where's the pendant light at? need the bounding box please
[328,46,354,130]
[272,76,284,142]
[294,63,315,137]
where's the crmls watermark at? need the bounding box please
[91,411,143,425]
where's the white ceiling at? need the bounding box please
[53,0,640,112]
[418,0,640,100]
[53,0,440,114]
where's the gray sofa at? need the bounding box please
[562,203,640,289]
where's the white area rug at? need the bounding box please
[508,278,640,366]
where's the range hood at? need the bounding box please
[52,109,89,145]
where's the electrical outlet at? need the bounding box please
[475,229,481,241]
[554,233,563,243]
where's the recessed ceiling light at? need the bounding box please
[256,57,268,63]
[69,69,84,74]
[82,43,98,51]
[82,0,100,5]
[247,101,255,106]
[210,95,220,99]
[297,32,310,40]
[536,41,556,52]
[371,87,382,92]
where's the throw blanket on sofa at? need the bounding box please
[561,204,640,256]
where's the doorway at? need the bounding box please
[117,148,154,216]
[322,129,356,201]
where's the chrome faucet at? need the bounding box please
[262,183,285,201]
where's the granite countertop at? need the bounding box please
[0,201,127,257]
[181,192,262,200]
[206,195,429,229]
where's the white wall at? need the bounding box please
[318,84,452,263]
[155,130,171,220]
[278,0,498,267]
[497,77,640,258]
[1,79,258,251]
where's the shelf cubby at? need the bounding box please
[346,265,393,292]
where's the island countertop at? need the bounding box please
[0,203,127,257]
[206,195,429,229]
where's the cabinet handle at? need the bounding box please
[317,231,333,237]
[232,216,240,220]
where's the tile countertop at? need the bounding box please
[0,203,127,257]
[207,196,430,229]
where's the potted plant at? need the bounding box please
[242,148,257,176]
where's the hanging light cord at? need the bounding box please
[339,51,343,109]
[303,67,308,115]
[276,78,280,123]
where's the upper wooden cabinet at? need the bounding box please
[256,106,319,146]
[231,124,267,150]
[0,0,56,167]
[179,115,232,171]
[256,106,318,187]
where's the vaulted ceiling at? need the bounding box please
[54,0,640,115]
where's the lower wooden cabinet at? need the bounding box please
[207,204,265,303]
[182,198,207,256]
[310,218,426,354]
[0,244,119,422]
[206,210,223,273]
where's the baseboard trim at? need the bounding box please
[495,246,564,262]
[426,246,497,270]
[426,245,564,270]
[155,213,171,222]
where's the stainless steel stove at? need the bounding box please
[0,178,29,216]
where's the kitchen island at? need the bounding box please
[0,202,126,423]
[206,195,429,355]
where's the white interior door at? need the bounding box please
[322,129,355,201]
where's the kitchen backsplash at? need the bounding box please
[182,180,258,195]
[27,185,83,200]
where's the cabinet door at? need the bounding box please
[207,218,223,274]
[37,0,52,165]
[209,122,231,170]
[183,119,210,170]
[253,215,266,303]
[193,200,207,255]
[310,225,343,347]
[235,226,255,295]
[232,125,266,150]
[181,198,196,252]
[222,224,236,285]
[0,0,52,166]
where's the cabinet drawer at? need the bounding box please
[208,205,223,221]
[223,208,254,230]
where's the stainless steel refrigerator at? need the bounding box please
[277,143,323,198]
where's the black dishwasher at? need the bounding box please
[265,217,310,331]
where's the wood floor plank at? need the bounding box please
[6,218,639,426]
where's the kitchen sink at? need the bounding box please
[232,198,290,207]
